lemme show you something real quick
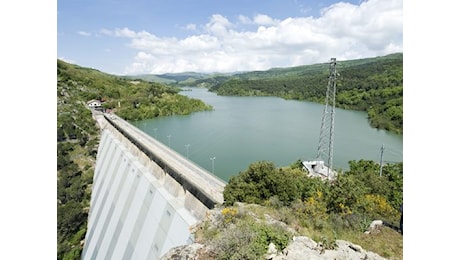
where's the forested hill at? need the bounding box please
[176,53,403,134]
[57,60,212,121]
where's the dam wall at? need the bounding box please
[81,113,226,259]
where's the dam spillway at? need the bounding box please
[81,113,226,259]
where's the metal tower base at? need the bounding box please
[301,160,338,180]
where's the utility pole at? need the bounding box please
[210,157,216,174]
[316,58,337,178]
[185,144,190,158]
[379,144,385,177]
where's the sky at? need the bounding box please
[57,0,402,75]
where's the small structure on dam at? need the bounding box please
[81,113,226,260]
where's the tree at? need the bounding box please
[326,174,369,215]
[57,200,87,239]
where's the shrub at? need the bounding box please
[221,207,239,225]
[357,194,398,222]
[326,173,368,215]
[330,213,371,233]
[210,219,291,260]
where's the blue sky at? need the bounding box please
[58,0,402,75]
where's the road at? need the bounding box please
[99,112,226,204]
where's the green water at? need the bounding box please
[132,88,403,182]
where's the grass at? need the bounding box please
[195,204,403,259]
[342,226,403,260]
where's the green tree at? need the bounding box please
[326,173,369,215]
[57,200,87,239]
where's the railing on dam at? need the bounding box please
[103,113,226,208]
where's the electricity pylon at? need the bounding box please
[316,58,337,178]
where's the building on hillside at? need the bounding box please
[87,99,101,108]
[87,99,105,112]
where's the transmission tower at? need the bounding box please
[316,58,337,178]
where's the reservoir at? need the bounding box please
[131,88,403,182]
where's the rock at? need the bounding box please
[273,236,323,260]
[160,243,203,260]
[365,220,384,234]
[320,240,386,260]
[267,236,387,260]
[161,236,387,260]
[266,242,278,259]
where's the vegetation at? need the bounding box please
[57,109,97,259]
[58,60,212,121]
[216,159,403,259]
[197,206,293,260]
[57,59,213,260]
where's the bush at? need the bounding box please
[224,161,327,207]
[330,213,371,233]
[356,194,398,222]
[326,173,369,215]
[210,218,291,260]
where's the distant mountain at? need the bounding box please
[123,72,207,84]
[204,53,402,88]
[125,53,400,84]
[123,74,177,84]
[124,72,216,84]
[125,71,242,86]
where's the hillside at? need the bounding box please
[124,71,238,86]
[210,53,403,134]
[163,160,403,259]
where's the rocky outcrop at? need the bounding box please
[161,204,388,260]
[160,243,204,260]
[161,236,386,260]
[268,236,386,260]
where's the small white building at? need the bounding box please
[302,160,338,181]
[87,99,106,112]
[87,99,102,108]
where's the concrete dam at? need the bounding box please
[81,113,226,259]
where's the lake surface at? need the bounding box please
[131,88,403,182]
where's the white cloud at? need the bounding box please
[238,15,252,25]
[299,6,312,15]
[114,27,138,38]
[77,31,91,36]
[107,0,402,74]
[185,24,197,31]
[253,14,280,26]
[204,14,233,36]
[100,28,113,36]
